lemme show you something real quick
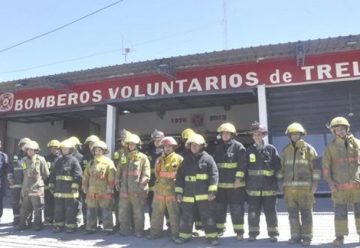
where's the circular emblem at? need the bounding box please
[0,92,14,112]
[191,114,204,127]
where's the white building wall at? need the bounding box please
[118,103,258,136]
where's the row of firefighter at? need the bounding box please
[4,116,360,247]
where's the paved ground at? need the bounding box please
[0,197,359,247]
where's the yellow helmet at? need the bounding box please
[186,133,206,146]
[84,135,100,144]
[24,140,40,150]
[68,136,82,146]
[217,123,236,134]
[47,139,60,148]
[181,128,195,140]
[18,137,31,147]
[118,129,132,141]
[330,117,350,128]
[285,122,306,135]
[59,139,75,149]
[92,140,109,153]
[125,134,142,145]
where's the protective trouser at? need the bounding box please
[54,198,79,230]
[332,189,360,237]
[150,194,179,237]
[148,191,154,218]
[0,187,4,218]
[178,201,218,241]
[113,189,120,227]
[10,188,21,224]
[215,188,246,235]
[247,195,278,237]
[284,187,314,240]
[44,189,54,223]
[19,195,44,229]
[77,191,86,226]
[118,193,146,236]
[86,198,113,232]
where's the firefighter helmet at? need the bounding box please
[125,134,142,145]
[181,128,195,140]
[250,122,268,134]
[217,123,236,134]
[118,129,131,141]
[329,117,350,128]
[68,136,82,146]
[161,136,178,146]
[151,129,165,140]
[47,139,61,148]
[84,135,100,144]
[92,140,109,153]
[186,133,206,146]
[59,139,75,149]
[18,137,31,147]
[24,140,40,151]
[285,122,306,135]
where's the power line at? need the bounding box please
[0,0,124,53]
[0,23,220,75]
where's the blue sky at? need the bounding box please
[0,0,359,82]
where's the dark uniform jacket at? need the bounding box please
[245,143,281,196]
[213,139,246,189]
[175,150,219,203]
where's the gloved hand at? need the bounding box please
[208,193,216,201]
[234,179,243,189]
[355,166,360,183]
[176,195,183,203]
[8,178,15,186]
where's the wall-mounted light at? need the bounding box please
[122,110,131,114]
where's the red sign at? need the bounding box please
[1,50,360,114]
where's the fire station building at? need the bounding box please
[1,35,360,189]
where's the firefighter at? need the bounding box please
[147,136,183,240]
[68,136,84,227]
[214,122,247,240]
[279,122,320,246]
[7,137,30,226]
[245,122,281,242]
[80,135,100,228]
[69,136,84,164]
[113,129,131,231]
[82,140,116,235]
[82,135,100,165]
[0,140,9,223]
[117,134,150,237]
[49,139,82,233]
[177,128,196,155]
[147,129,165,218]
[323,117,360,247]
[44,139,61,225]
[174,134,219,246]
[178,128,203,233]
[17,141,50,231]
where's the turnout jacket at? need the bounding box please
[213,139,246,189]
[175,150,219,203]
[245,143,281,196]
[49,154,82,199]
[280,139,320,188]
[323,134,360,189]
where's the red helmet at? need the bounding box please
[161,136,178,146]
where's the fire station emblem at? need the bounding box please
[0,92,14,112]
